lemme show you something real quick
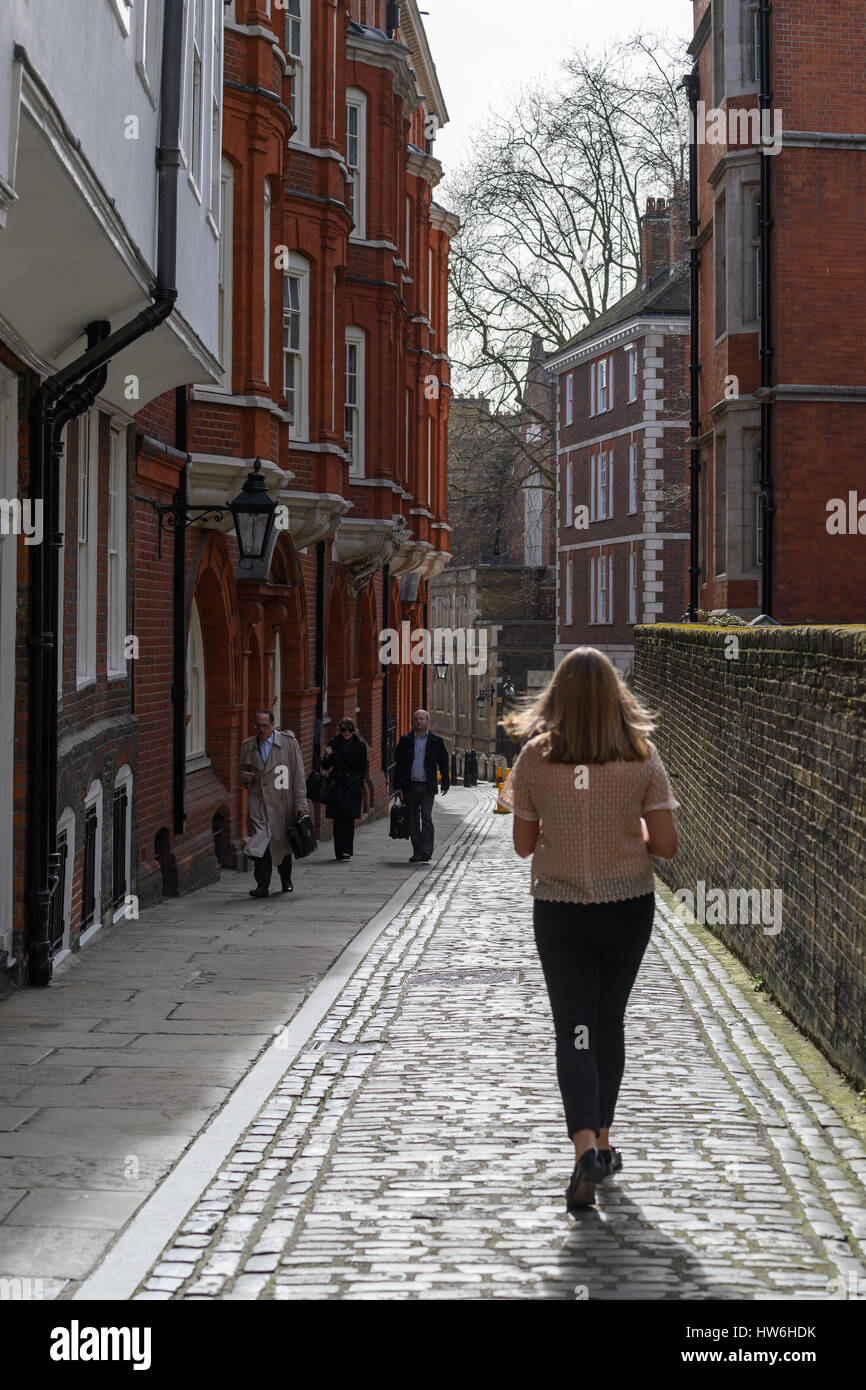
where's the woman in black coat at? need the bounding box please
[321,719,369,860]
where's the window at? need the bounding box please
[743,1,761,85]
[190,0,205,192]
[405,196,412,270]
[565,373,574,426]
[186,599,206,759]
[628,548,638,623]
[427,416,433,504]
[746,188,761,323]
[81,780,103,933]
[346,90,367,238]
[112,765,133,917]
[713,0,726,104]
[285,0,309,142]
[594,552,613,624]
[593,451,611,520]
[217,160,234,391]
[404,388,411,480]
[714,195,727,337]
[714,435,727,575]
[345,326,366,476]
[136,0,162,96]
[699,448,708,584]
[282,256,309,439]
[53,808,75,956]
[272,632,282,728]
[598,357,608,412]
[428,245,433,323]
[263,178,271,383]
[209,16,222,219]
[564,553,573,625]
[525,483,543,566]
[748,431,763,567]
[107,423,127,678]
[627,347,638,403]
[565,459,573,527]
[76,410,98,685]
[628,442,638,514]
[111,0,133,36]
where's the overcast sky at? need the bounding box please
[422,0,693,173]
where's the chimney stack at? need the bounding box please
[641,189,689,287]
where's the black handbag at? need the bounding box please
[389,794,410,840]
[306,769,329,804]
[286,813,318,859]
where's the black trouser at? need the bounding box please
[253,844,292,891]
[406,782,435,858]
[332,810,355,857]
[533,893,655,1139]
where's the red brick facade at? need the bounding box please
[690,0,866,620]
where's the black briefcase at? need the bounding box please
[286,813,318,859]
[389,795,410,840]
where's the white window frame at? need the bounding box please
[272,631,282,728]
[209,10,223,224]
[345,325,366,477]
[285,0,311,145]
[76,410,98,687]
[111,764,133,924]
[428,245,433,323]
[136,0,162,102]
[596,451,608,520]
[55,806,76,956]
[346,89,367,240]
[628,441,638,514]
[628,548,638,623]
[405,195,412,269]
[524,481,543,566]
[565,459,573,527]
[283,254,310,441]
[107,422,127,679]
[564,553,573,626]
[590,362,596,416]
[565,372,574,426]
[189,0,206,198]
[110,0,133,37]
[598,357,608,413]
[427,416,433,504]
[715,193,727,339]
[263,177,272,384]
[186,598,206,761]
[81,779,104,942]
[627,346,638,403]
[713,0,727,104]
[217,159,234,391]
[589,555,596,624]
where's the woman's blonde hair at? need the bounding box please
[502,646,655,764]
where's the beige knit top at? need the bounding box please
[496,737,679,904]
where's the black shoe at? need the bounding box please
[565,1147,605,1211]
[598,1147,622,1178]
[409,855,423,863]
[249,887,269,898]
[279,880,293,893]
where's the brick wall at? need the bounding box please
[634,623,866,1087]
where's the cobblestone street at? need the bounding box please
[69,788,866,1302]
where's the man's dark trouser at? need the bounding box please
[533,892,655,1139]
[253,843,292,892]
[406,782,435,859]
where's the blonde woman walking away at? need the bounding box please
[497,647,679,1213]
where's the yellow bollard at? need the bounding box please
[493,766,511,814]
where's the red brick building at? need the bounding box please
[548,195,690,677]
[133,0,457,906]
[686,0,866,620]
[1,0,455,983]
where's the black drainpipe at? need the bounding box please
[171,385,189,836]
[24,0,185,985]
[684,64,701,620]
[381,562,390,778]
[758,0,775,615]
[313,540,326,771]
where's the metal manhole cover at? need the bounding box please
[404,968,521,988]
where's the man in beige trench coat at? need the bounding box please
[239,710,309,898]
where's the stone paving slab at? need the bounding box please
[112,787,866,1302]
[0,791,472,1288]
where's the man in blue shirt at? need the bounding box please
[392,709,450,864]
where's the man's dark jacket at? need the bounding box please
[392,730,450,796]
